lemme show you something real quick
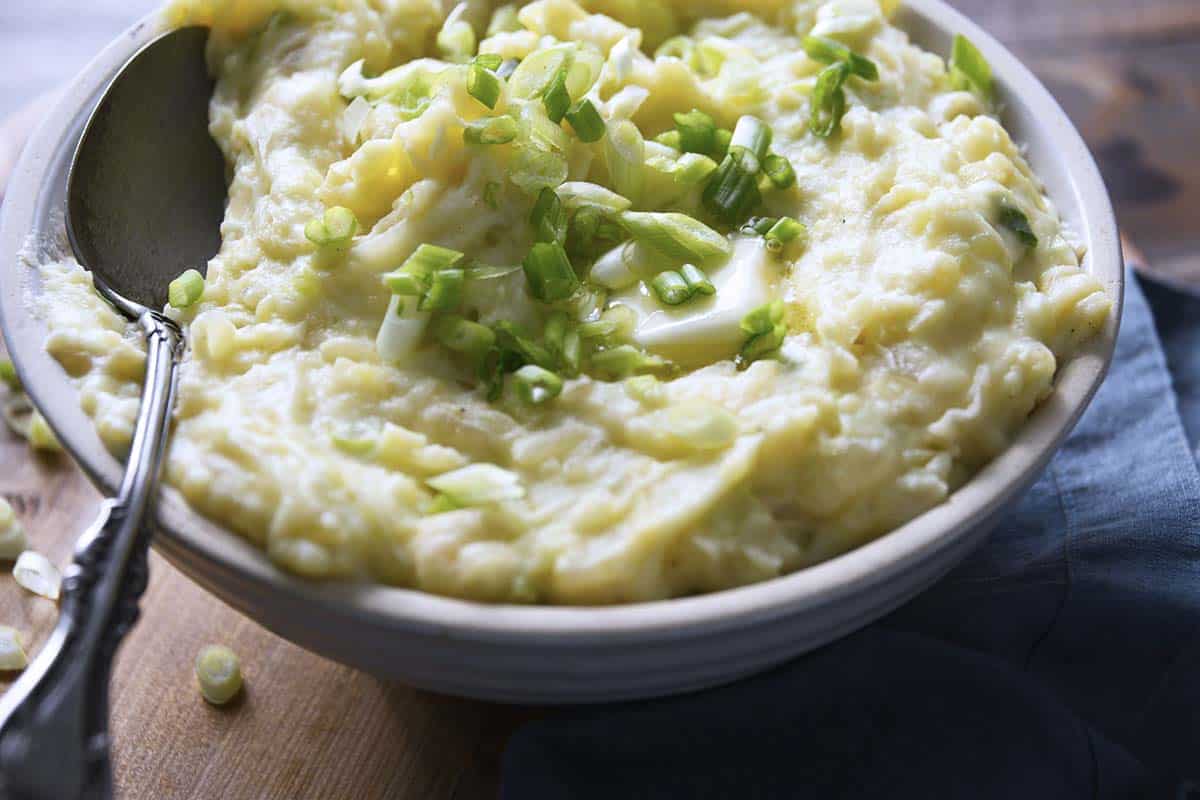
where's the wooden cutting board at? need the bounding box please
[0,0,1197,796]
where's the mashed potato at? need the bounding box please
[40,0,1109,603]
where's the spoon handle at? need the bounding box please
[0,310,182,800]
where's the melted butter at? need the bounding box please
[611,237,779,367]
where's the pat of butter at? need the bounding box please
[611,237,778,366]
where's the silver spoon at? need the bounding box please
[0,26,226,799]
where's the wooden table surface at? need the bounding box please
[0,2,1198,798]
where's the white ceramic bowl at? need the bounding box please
[0,1,1122,703]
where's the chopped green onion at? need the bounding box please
[377,296,430,363]
[713,128,732,159]
[763,154,796,189]
[530,188,567,244]
[467,63,502,109]
[0,626,27,671]
[427,493,463,514]
[331,433,376,457]
[739,323,787,366]
[522,242,578,302]
[998,203,1038,248]
[741,300,785,337]
[802,35,879,81]
[464,262,521,282]
[542,68,571,123]
[590,345,664,380]
[0,360,19,392]
[473,53,503,71]
[436,5,476,63]
[810,62,850,138]
[418,268,465,312]
[702,151,762,225]
[510,141,568,194]
[383,271,426,296]
[765,217,807,253]
[434,315,496,360]
[483,180,500,210]
[605,119,645,204]
[674,153,719,185]
[680,264,715,296]
[565,99,605,142]
[28,413,61,453]
[384,244,464,288]
[561,329,582,375]
[543,311,570,357]
[508,45,571,99]
[427,463,525,506]
[556,182,632,213]
[949,34,993,100]
[651,271,692,305]
[654,130,682,150]
[463,115,518,145]
[674,109,717,155]
[513,365,564,404]
[618,211,731,262]
[13,551,61,600]
[487,4,521,35]
[729,115,772,162]
[497,58,520,80]
[493,321,556,369]
[168,268,205,309]
[741,216,778,236]
[195,644,243,706]
[305,206,359,249]
[0,498,26,561]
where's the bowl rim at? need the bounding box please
[0,0,1123,644]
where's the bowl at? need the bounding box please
[0,0,1122,703]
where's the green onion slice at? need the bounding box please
[741,300,785,337]
[434,315,496,360]
[467,63,502,109]
[810,62,850,138]
[680,263,715,296]
[729,115,772,162]
[654,130,682,150]
[483,180,500,209]
[949,34,993,100]
[564,98,606,142]
[473,53,503,71]
[650,271,692,306]
[605,119,645,204]
[493,320,556,369]
[305,206,359,248]
[765,217,807,253]
[713,128,732,159]
[530,187,567,244]
[998,203,1038,248]
[556,182,632,213]
[802,35,879,81]
[418,268,465,312]
[763,154,796,189]
[702,152,762,225]
[463,115,518,145]
[195,645,243,706]
[542,68,571,123]
[168,269,205,309]
[619,211,731,262]
[742,216,778,236]
[522,242,579,302]
[383,243,464,290]
[509,46,572,99]
[589,345,665,380]
[674,109,717,156]
[0,360,19,392]
[513,364,564,404]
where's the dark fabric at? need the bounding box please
[502,272,1200,798]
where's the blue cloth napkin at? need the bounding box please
[502,270,1200,798]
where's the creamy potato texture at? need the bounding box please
[41,0,1110,603]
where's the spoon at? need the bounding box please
[0,25,226,799]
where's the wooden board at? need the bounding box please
[0,1,1196,798]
